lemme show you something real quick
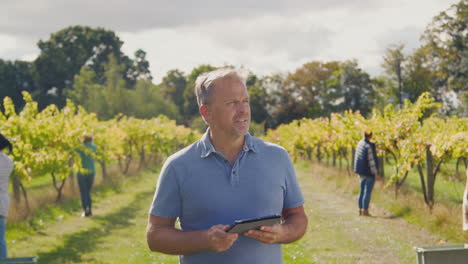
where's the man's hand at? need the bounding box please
[205,225,238,252]
[245,206,307,245]
[147,215,238,255]
[244,224,283,244]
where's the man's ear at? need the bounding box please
[199,104,210,122]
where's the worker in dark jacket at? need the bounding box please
[354,131,381,216]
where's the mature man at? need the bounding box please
[354,131,381,216]
[146,68,308,264]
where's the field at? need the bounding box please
[7,160,461,264]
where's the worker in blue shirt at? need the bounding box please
[146,68,308,264]
[77,135,97,217]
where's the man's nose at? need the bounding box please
[237,103,249,113]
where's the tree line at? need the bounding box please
[0,0,466,129]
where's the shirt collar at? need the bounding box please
[200,129,216,158]
[200,128,258,158]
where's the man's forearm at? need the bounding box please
[147,227,208,255]
[278,212,308,244]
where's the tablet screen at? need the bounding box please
[226,215,281,234]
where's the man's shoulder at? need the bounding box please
[250,136,289,156]
[90,144,97,152]
[0,153,13,165]
[0,153,13,173]
[364,140,374,149]
[84,143,97,151]
[358,139,371,148]
[164,140,202,166]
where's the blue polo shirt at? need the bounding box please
[150,130,304,264]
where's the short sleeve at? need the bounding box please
[282,151,305,209]
[149,161,182,218]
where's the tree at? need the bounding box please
[246,73,270,125]
[98,54,130,119]
[160,69,187,114]
[255,74,286,128]
[279,61,341,123]
[0,59,37,111]
[381,43,406,109]
[372,76,395,112]
[69,54,176,120]
[421,0,467,115]
[127,80,180,120]
[339,60,375,116]
[127,49,153,83]
[403,46,438,103]
[67,66,102,114]
[34,25,151,109]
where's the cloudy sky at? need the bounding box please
[0,0,459,82]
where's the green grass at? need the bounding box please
[8,166,172,263]
[313,158,468,244]
[8,159,462,263]
[319,155,466,206]
[7,164,159,245]
[401,168,465,204]
[8,195,82,242]
[292,161,436,263]
[74,189,179,264]
[10,162,322,263]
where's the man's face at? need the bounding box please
[203,78,251,138]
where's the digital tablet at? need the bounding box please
[226,215,281,234]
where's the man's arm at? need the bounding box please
[146,214,238,255]
[367,146,380,179]
[244,205,308,244]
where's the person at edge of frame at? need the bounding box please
[0,133,13,258]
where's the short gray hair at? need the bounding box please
[195,68,249,107]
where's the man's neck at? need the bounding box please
[209,130,245,164]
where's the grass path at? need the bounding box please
[9,163,441,263]
[298,163,439,263]
[9,170,177,264]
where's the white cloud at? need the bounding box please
[0,34,40,61]
[0,0,461,82]
[0,35,16,57]
[0,0,378,35]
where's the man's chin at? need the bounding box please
[230,129,248,138]
[237,126,250,136]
